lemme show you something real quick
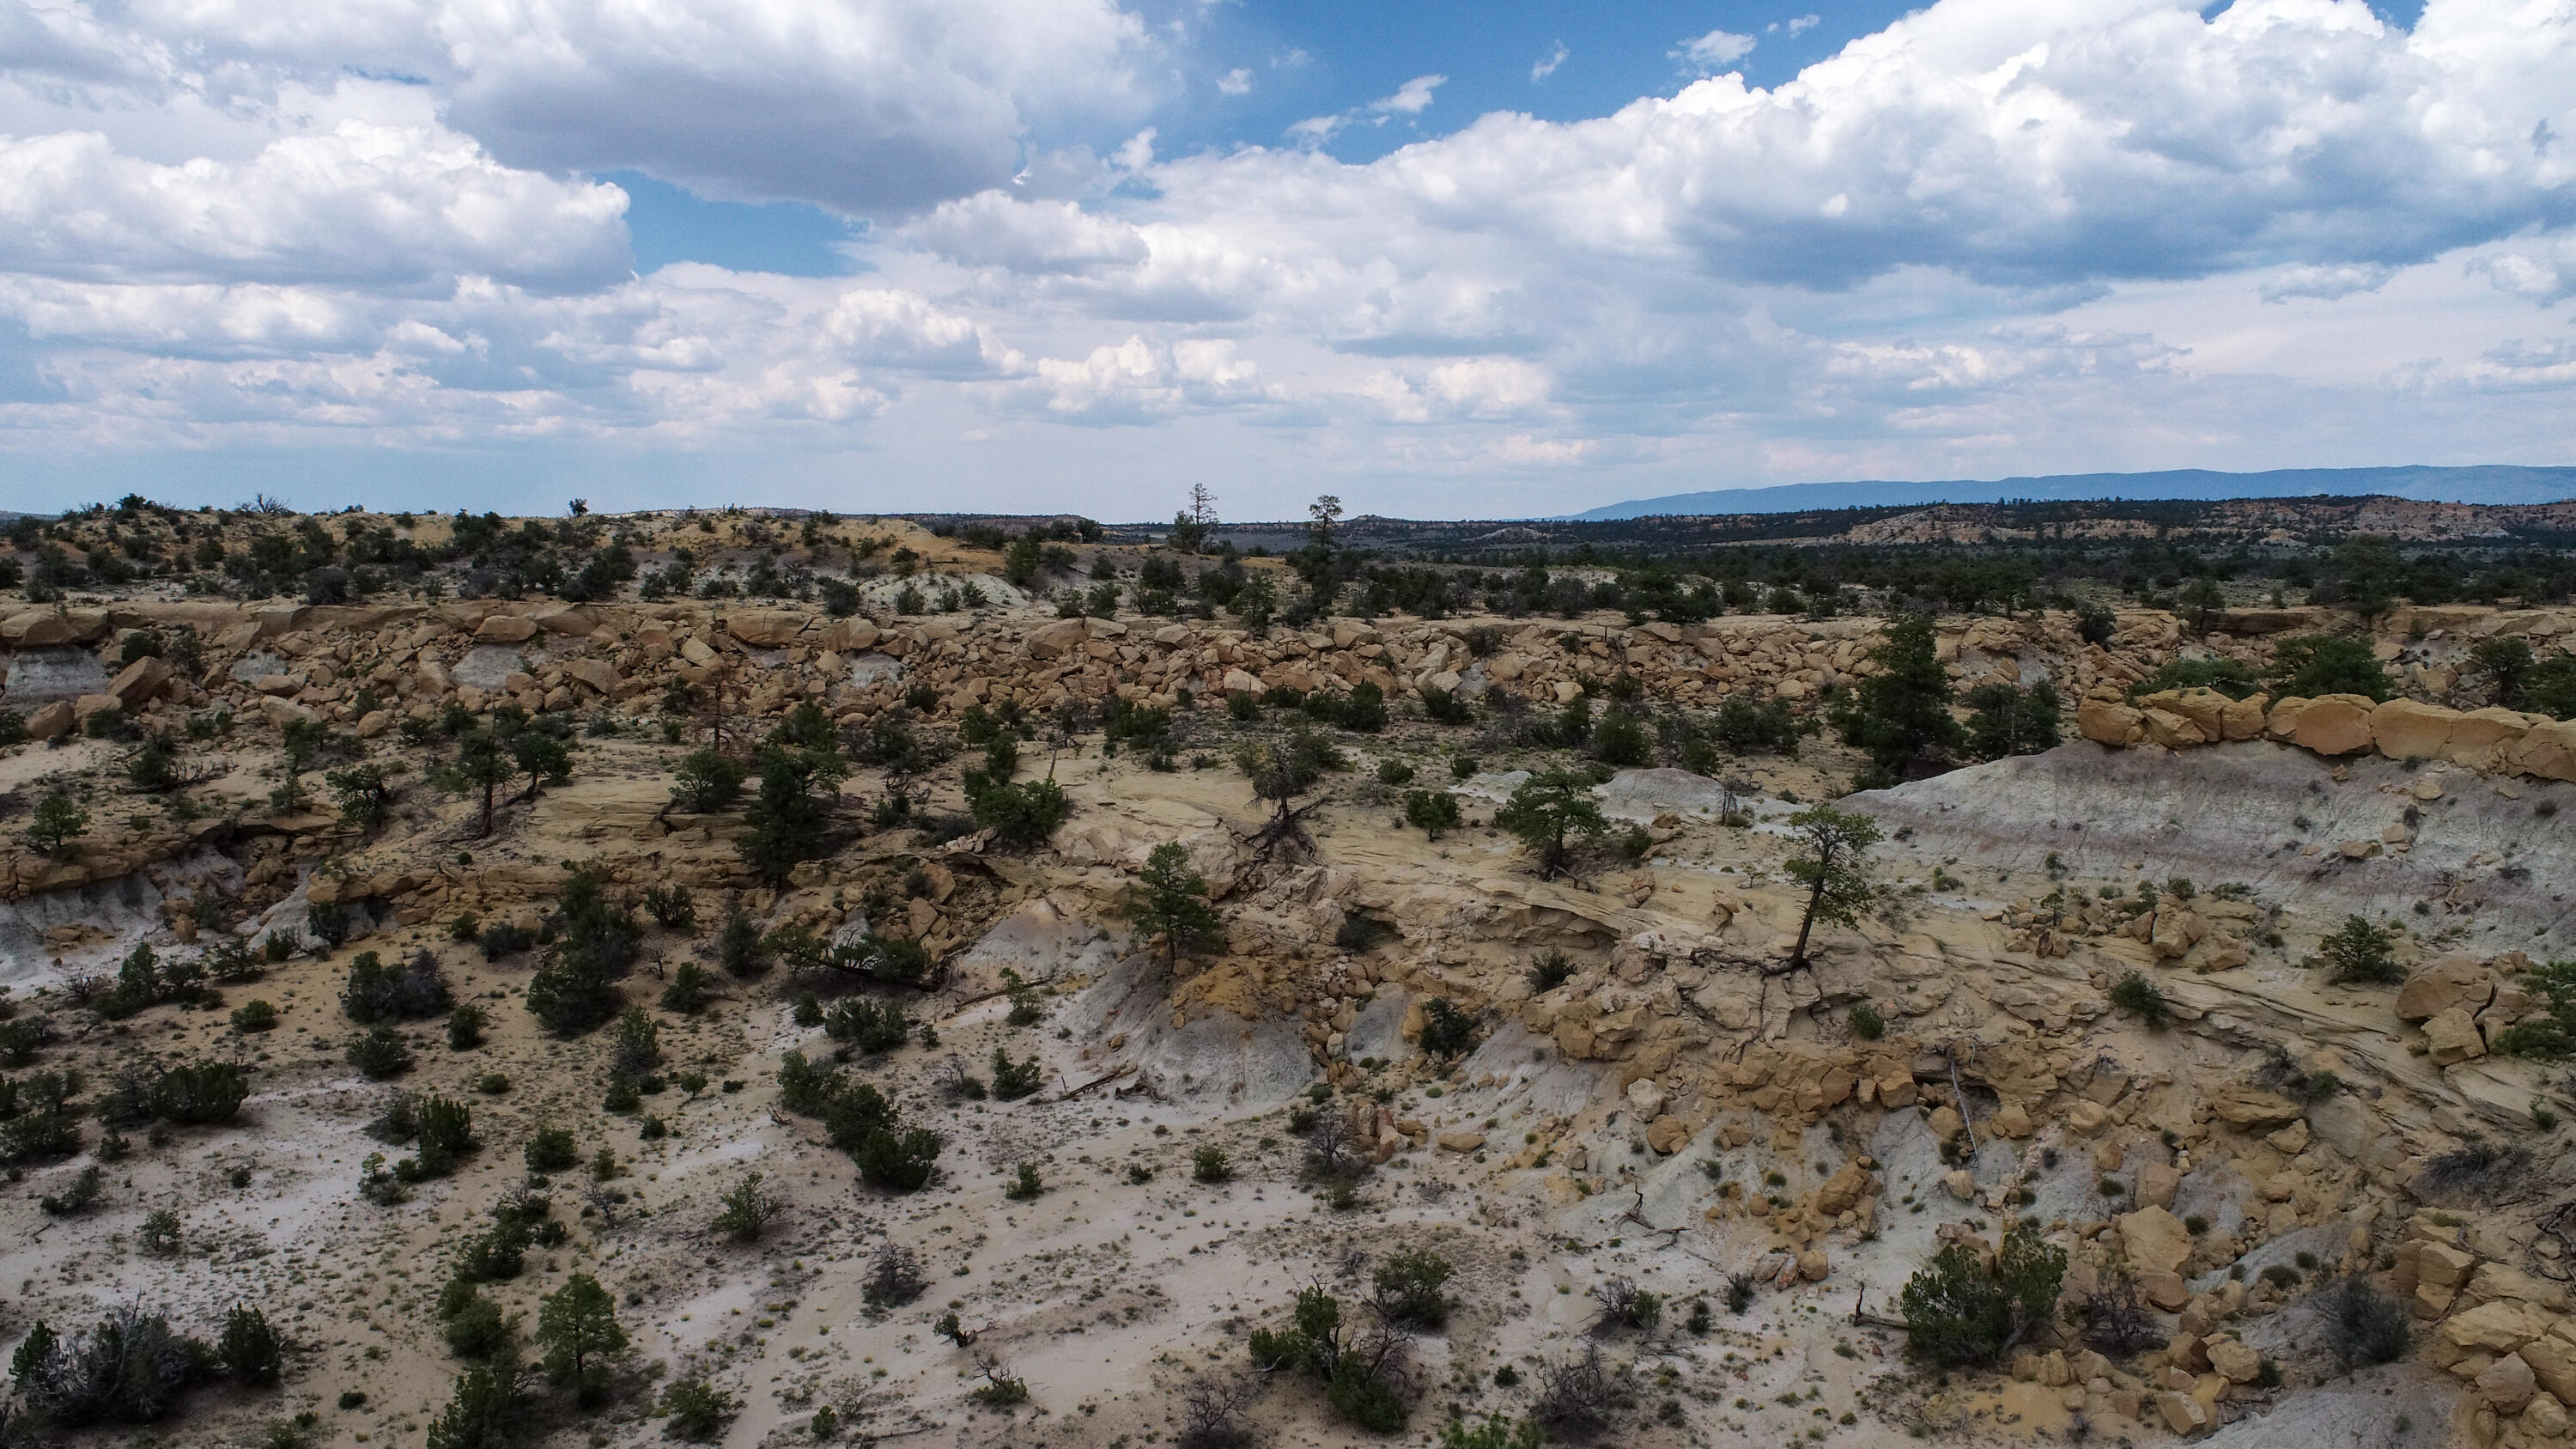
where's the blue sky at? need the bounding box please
[0,0,2565,521]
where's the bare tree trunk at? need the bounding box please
[1789,875,1824,966]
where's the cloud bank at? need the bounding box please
[0,0,2569,515]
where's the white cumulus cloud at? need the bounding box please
[0,121,629,292]
[1674,29,1756,71]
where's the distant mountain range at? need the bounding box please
[1566,466,2576,521]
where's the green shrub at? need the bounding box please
[854,1125,944,1193]
[2127,657,2261,700]
[524,1128,579,1174]
[1711,696,1800,756]
[659,1376,737,1440]
[1191,1147,1232,1184]
[231,999,281,1032]
[716,910,769,977]
[1591,705,1651,767]
[713,1172,781,1241]
[640,885,696,931]
[668,750,748,813]
[1420,686,1474,726]
[823,996,911,1054]
[149,1060,250,1124]
[1418,998,1479,1059]
[218,1304,283,1385]
[523,867,641,1036]
[1339,682,1388,734]
[2318,916,2403,985]
[39,1163,104,1216]
[659,962,713,1015]
[440,1293,513,1359]
[2321,1277,2409,1371]
[1898,1226,2065,1368]
[343,948,452,1024]
[2107,972,2171,1031]
[1325,1353,1403,1431]
[971,776,1072,850]
[140,1208,183,1256]
[12,1308,210,1425]
[1848,1002,1885,1040]
[2271,634,2394,701]
[415,1095,476,1177]
[447,1003,489,1050]
[1373,1249,1454,1328]
[991,1047,1042,1101]
[425,1355,524,1449]
[2495,960,2576,1059]
[1401,788,1461,838]
[346,1026,413,1078]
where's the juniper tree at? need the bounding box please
[1783,805,1882,969]
[1124,842,1224,971]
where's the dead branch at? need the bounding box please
[1054,1064,1134,1101]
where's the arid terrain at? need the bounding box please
[3,500,2576,1449]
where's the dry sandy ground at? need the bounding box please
[0,734,2487,1449]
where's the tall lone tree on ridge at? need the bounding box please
[1783,805,1882,971]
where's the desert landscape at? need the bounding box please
[0,497,2573,1449]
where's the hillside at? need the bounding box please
[1569,466,2576,521]
[0,498,2571,1449]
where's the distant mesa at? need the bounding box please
[1569,465,2576,521]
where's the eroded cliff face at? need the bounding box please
[3,561,2576,1448]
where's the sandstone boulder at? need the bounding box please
[474,614,538,643]
[2444,1300,2554,1354]
[2204,1336,2261,1384]
[2424,1007,2487,1066]
[2140,706,2206,748]
[2155,1391,2208,1435]
[106,654,168,708]
[566,657,617,695]
[2137,1270,2190,1310]
[2137,1160,2181,1209]
[2219,692,2270,740]
[2478,1352,2539,1413]
[2206,1084,2302,1129]
[2369,698,2458,761]
[2292,694,2379,756]
[2,608,108,646]
[2511,719,2576,782]
[2118,1206,2192,1275]
[2397,954,2497,1023]
[22,699,71,739]
[2446,708,2536,770]
[726,609,808,647]
[1625,1078,1668,1118]
[2523,1337,2576,1406]
[2075,697,2145,746]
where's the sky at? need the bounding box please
[0,0,2567,521]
